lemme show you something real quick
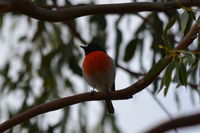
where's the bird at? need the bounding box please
[81,43,116,114]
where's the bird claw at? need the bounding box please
[90,90,96,96]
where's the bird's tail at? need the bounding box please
[105,100,114,114]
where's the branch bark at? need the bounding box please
[0,13,199,132]
[0,0,199,22]
[145,112,200,133]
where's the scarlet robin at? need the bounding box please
[81,43,116,114]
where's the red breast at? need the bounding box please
[83,51,112,76]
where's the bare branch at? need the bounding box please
[0,0,199,22]
[145,112,200,133]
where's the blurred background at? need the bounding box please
[0,0,200,133]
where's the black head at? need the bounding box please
[80,43,106,55]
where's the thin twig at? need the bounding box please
[64,21,88,45]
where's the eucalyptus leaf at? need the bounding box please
[164,61,175,88]
[123,38,139,62]
[180,11,189,33]
[163,15,179,51]
[178,61,187,86]
[145,57,168,80]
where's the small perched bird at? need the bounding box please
[81,43,116,114]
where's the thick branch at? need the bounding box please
[0,15,199,132]
[146,112,200,133]
[0,0,199,22]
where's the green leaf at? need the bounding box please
[184,51,194,65]
[123,38,138,62]
[116,28,122,49]
[164,87,169,97]
[178,61,187,86]
[187,62,198,76]
[180,11,189,33]
[158,77,165,94]
[187,10,196,20]
[32,21,45,42]
[165,15,178,30]
[160,61,175,96]
[65,79,73,88]
[68,56,82,76]
[183,15,193,35]
[23,51,32,72]
[111,115,121,133]
[1,63,10,77]
[145,57,167,80]
[164,62,175,87]
[163,15,179,51]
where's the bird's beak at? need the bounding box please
[80,46,86,49]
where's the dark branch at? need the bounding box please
[0,0,199,22]
[145,112,200,133]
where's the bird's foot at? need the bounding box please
[90,89,96,96]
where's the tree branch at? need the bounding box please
[0,0,199,22]
[0,13,199,132]
[118,64,199,90]
[145,112,200,133]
